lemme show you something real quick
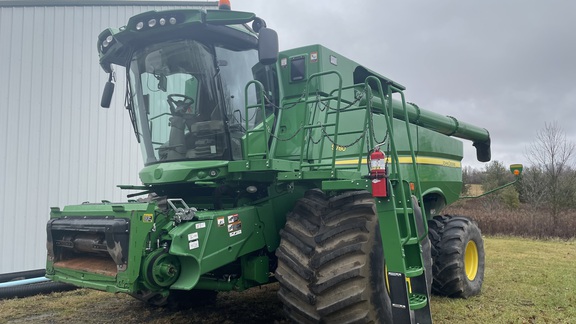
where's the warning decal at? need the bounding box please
[227,222,242,233]
[229,230,242,237]
[227,214,239,223]
[188,232,200,250]
[226,214,242,237]
[142,213,154,223]
[217,217,225,227]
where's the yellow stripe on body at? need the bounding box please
[334,156,461,168]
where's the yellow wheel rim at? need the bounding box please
[385,265,390,292]
[464,240,479,281]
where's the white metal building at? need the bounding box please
[0,0,218,274]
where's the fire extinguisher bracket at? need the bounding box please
[369,148,388,197]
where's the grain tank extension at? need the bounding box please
[46,3,503,323]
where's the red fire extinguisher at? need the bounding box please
[370,147,387,197]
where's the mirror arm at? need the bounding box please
[100,69,116,108]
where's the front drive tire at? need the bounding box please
[428,215,485,298]
[275,190,393,323]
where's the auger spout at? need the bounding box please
[366,96,491,162]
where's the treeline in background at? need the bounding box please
[446,122,576,239]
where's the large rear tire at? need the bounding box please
[275,190,392,323]
[428,215,485,298]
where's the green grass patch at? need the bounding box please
[431,236,576,323]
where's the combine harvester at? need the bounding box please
[46,1,521,322]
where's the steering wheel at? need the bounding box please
[167,94,195,116]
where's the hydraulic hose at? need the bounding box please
[0,269,77,300]
[0,280,76,299]
[0,269,46,283]
[0,277,50,288]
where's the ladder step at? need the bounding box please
[405,266,423,278]
[405,237,420,245]
[395,207,413,214]
[409,293,428,310]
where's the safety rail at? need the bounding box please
[290,71,375,175]
[241,72,429,243]
[243,80,270,159]
[242,73,427,239]
[313,84,373,172]
[242,71,372,175]
[298,71,343,172]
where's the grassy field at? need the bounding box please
[430,237,576,323]
[1,236,574,323]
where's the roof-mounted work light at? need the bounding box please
[219,0,231,10]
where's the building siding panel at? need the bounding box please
[0,2,216,274]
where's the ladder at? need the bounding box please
[365,76,433,323]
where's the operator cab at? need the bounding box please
[99,10,279,166]
[129,39,268,165]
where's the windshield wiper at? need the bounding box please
[125,73,140,144]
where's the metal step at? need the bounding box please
[409,293,428,310]
[405,266,424,278]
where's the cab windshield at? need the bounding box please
[128,39,260,165]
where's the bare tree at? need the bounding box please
[518,166,547,206]
[524,122,576,229]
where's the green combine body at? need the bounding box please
[46,5,497,323]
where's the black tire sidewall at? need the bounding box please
[461,222,485,296]
[370,219,393,322]
[276,190,393,323]
[429,215,486,298]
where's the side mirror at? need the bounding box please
[101,81,115,108]
[258,27,278,66]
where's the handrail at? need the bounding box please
[393,87,429,241]
[326,84,372,172]
[364,76,424,244]
[298,71,343,174]
[243,80,269,159]
[301,81,372,173]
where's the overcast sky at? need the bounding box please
[231,0,576,169]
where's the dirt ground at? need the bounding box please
[0,283,288,324]
[3,237,575,323]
